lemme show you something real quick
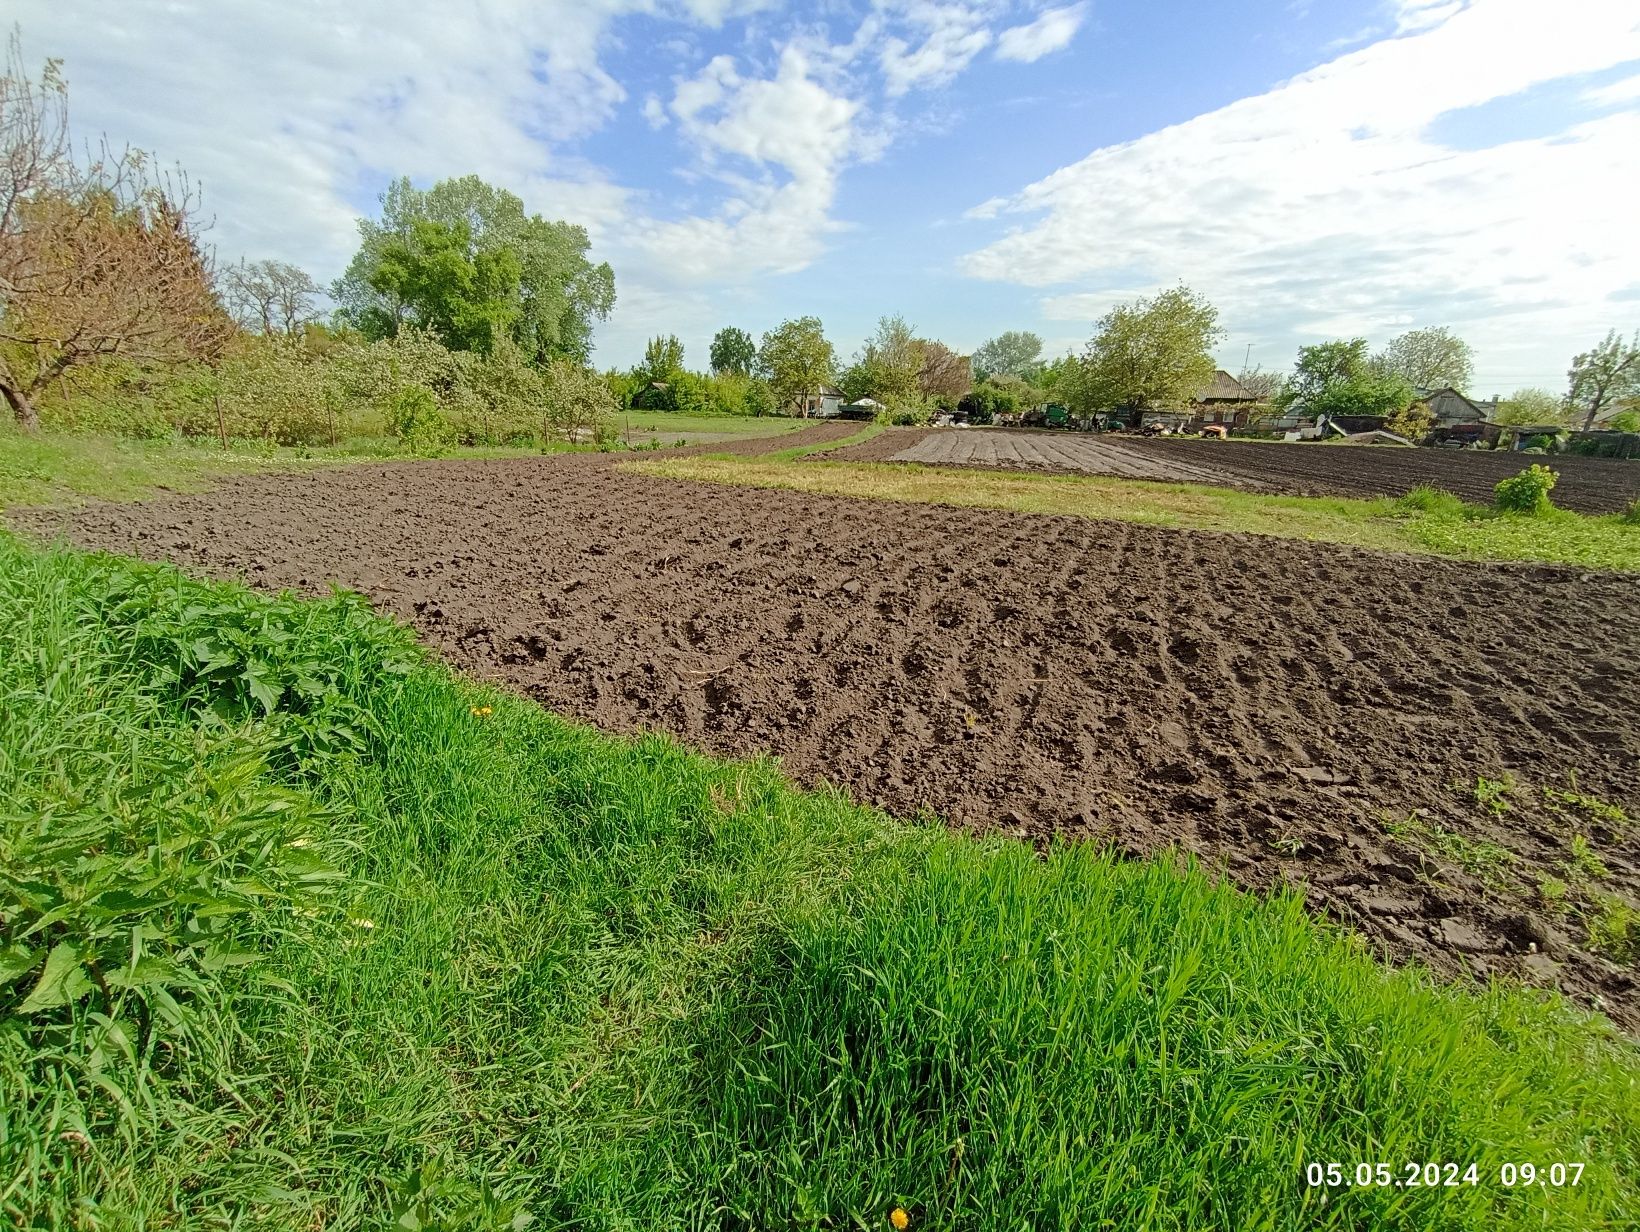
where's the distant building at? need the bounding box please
[1191,370,1261,426]
[1414,386,1499,427]
[797,383,846,418]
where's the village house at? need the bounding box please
[1413,386,1499,427]
[1190,370,1262,427]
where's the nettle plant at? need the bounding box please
[0,549,418,1127]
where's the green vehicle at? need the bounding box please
[1044,403,1070,428]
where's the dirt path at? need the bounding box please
[14,444,1640,1026]
[825,428,1640,514]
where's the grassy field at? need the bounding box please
[2,532,1637,1229]
[613,410,813,446]
[628,456,1640,570]
[0,416,806,511]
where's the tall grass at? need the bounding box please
[1,534,1636,1229]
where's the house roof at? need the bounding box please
[1195,369,1257,402]
[818,382,844,397]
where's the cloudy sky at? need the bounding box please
[16,0,1640,392]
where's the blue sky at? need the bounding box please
[16,0,1640,393]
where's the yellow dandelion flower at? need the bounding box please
[890,1208,910,1230]
[349,918,376,931]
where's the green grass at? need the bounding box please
[0,423,557,511]
[623,458,1640,570]
[2,534,1638,1229]
[614,410,813,444]
[0,418,806,512]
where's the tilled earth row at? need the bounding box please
[825,428,1640,514]
[14,434,1640,1026]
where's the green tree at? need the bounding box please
[843,315,920,404]
[758,316,835,417]
[333,175,615,364]
[1280,338,1413,418]
[1374,326,1474,391]
[1079,286,1223,414]
[641,334,685,383]
[1567,329,1640,432]
[971,330,1044,382]
[1493,387,1567,427]
[364,219,522,354]
[1281,338,1370,407]
[709,326,757,375]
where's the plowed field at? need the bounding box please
[14,429,1640,1026]
[826,428,1640,514]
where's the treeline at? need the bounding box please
[966,288,1639,437]
[617,315,985,425]
[0,43,618,450]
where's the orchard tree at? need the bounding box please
[222,259,324,335]
[1567,329,1640,431]
[541,358,616,444]
[333,174,614,363]
[1374,326,1474,391]
[971,330,1043,382]
[1493,387,1567,427]
[1079,285,1223,414]
[0,36,230,428]
[758,316,835,416]
[709,325,756,375]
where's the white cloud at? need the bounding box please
[14,0,650,280]
[995,3,1088,63]
[879,2,994,96]
[1392,0,1469,33]
[7,0,1076,365]
[961,0,1640,389]
[1583,73,1640,107]
[634,46,860,280]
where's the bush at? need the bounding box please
[1493,464,1557,514]
[875,393,935,426]
[1622,499,1640,526]
[387,385,449,455]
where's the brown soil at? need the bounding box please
[828,428,1640,514]
[13,431,1640,1027]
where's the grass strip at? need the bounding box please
[625,456,1640,570]
[0,415,803,513]
[1,534,1636,1229]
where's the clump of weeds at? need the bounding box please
[1380,811,1515,890]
